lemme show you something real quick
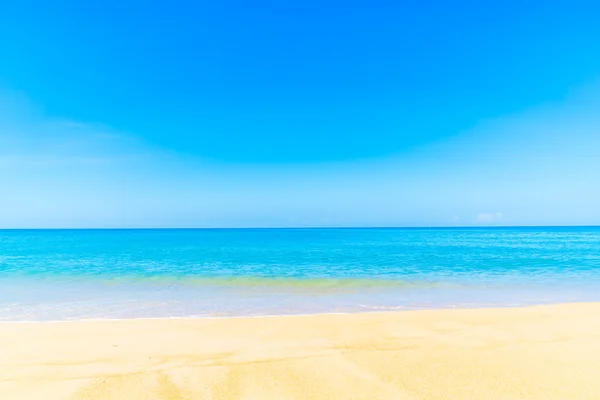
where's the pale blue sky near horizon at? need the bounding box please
[1,0,600,228]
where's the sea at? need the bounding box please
[1,227,599,321]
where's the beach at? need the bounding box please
[2,302,600,399]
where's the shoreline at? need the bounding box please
[0,301,585,324]
[2,302,600,399]
[0,300,590,324]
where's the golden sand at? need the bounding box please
[1,303,600,399]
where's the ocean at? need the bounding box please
[1,227,599,321]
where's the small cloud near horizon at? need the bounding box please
[476,212,503,224]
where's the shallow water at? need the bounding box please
[1,227,599,321]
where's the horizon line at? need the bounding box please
[0,225,599,231]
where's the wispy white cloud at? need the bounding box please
[0,89,149,168]
[401,80,600,171]
[2,81,600,228]
[476,212,503,224]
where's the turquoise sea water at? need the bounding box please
[1,227,599,321]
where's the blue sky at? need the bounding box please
[1,0,600,228]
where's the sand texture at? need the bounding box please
[1,303,600,399]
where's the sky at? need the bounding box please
[1,0,600,228]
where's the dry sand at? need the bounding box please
[1,303,600,399]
